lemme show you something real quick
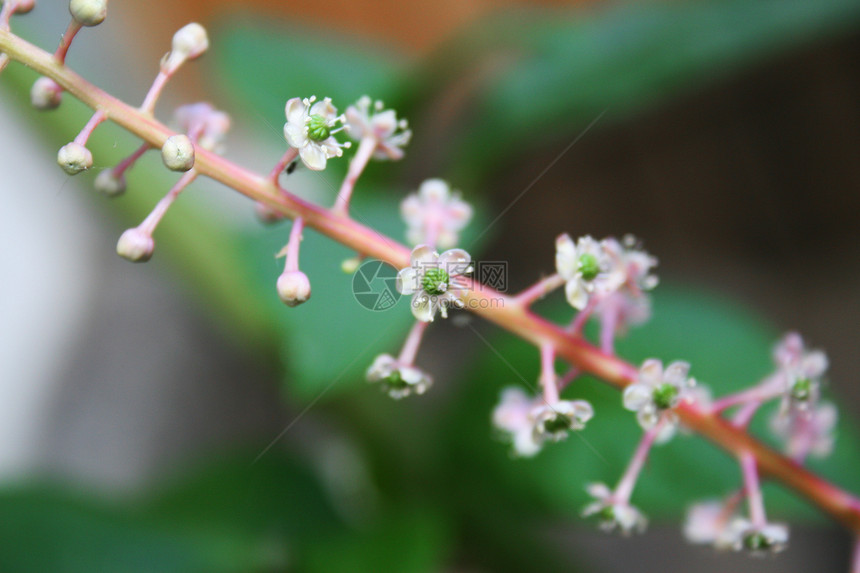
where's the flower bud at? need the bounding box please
[69,0,107,27]
[57,142,92,175]
[30,76,62,110]
[94,169,126,196]
[341,256,361,274]
[171,23,208,61]
[277,270,311,307]
[12,0,36,15]
[116,228,154,262]
[161,135,195,171]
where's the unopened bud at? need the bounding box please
[12,0,36,15]
[31,76,62,110]
[171,23,208,60]
[277,270,311,307]
[69,0,107,27]
[116,227,154,262]
[161,135,195,171]
[341,257,361,274]
[94,169,126,196]
[57,142,92,175]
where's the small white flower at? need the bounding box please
[684,500,729,544]
[344,96,412,161]
[773,332,827,413]
[173,102,231,153]
[492,388,595,457]
[623,359,695,435]
[593,235,659,329]
[283,96,348,171]
[717,518,789,554]
[396,244,472,322]
[366,353,432,399]
[555,234,618,310]
[770,400,837,460]
[581,482,648,535]
[401,179,473,249]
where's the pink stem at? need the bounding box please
[568,298,596,335]
[112,143,150,178]
[514,273,565,307]
[732,399,763,429]
[397,320,428,366]
[138,170,198,236]
[5,28,860,532]
[53,20,82,64]
[852,534,860,573]
[333,135,376,214]
[741,451,767,528]
[73,109,106,146]
[540,343,559,404]
[558,366,580,391]
[711,376,782,413]
[139,70,170,114]
[0,53,8,74]
[268,147,299,184]
[599,296,620,355]
[283,216,304,272]
[615,421,662,503]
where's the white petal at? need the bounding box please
[411,293,435,322]
[586,482,612,501]
[622,384,651,411]
[664,360,691,387]
[344,106,369,139]
[366,354,396,381]
[581,501,606,518]
[555,233,578,279]
[419,178,450,203]
[285,97,306,124]
[370,109,398,138]
[284,123,307,149]
[320,137,344,158]
[410,244,438,266]
[438,248,471,275]
[564,279,588,311]
[802,350,828,378]
[638,359,663,388]
[400,195,423,227]
[636,406,660,430]
[570,400,594,426]
[310,97,337,120]
[512,428,542,457]
[299,144,327,171]
[396,267,419,295]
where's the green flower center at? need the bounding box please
[422,268,450,295]
[791,378,812,401]
[384,371,408,390]
[542,414,572,434]
[307,114,331,141]
[598,505,615,522]
[652,383,679,410]
[578,253,600,281]
[742,531,772,551]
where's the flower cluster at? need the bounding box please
[401,179,473,249]
[622,359,697,439]
[366,354,432,400]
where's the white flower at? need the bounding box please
[344,95,412,160]
[684,500,729,544]
[555,234,618,310]
[531,400,594,441]
[396,244,472,322]
[401,179,473,249]
[593,235,659,329]
[173,102,231,153]
[581,483,648,535]
[773,332,827,413]
[623,359,695,435]
[283,96,348,171]
[366,353,432,399]
[770,401,837,460]
[716,518,789,554]
[492,388,594,457]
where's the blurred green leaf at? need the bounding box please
[443,284,860,525]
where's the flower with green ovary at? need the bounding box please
[772,332,827,413]
[366,354,432,400]
[397,244,472,322]
[283,96,349,171]
[716,518,788,554]
[555,234,617,310]
[790,377,811,401]
[344,96,412,161]
[581,483,648,535]
[623,358,696,437]
[770,400,837,460]
[532,400,594,442]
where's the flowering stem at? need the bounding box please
[73,109,106,146]
[614,421,662,504]
[711,376,782,413]
[3,27,860,531]
[283,216,304,272]
[732,399,762,429]
[333,135,376,215]
[53,19,81,64]
[397,320,428,366]
[514,273,565,307]
[137,170,198,236]
[540,343,559,404]
[111,142,150,179]
[268,147,298,184]
[740,451,767,528]
[599,296,620,355]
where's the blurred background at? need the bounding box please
[1,0,859,571]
